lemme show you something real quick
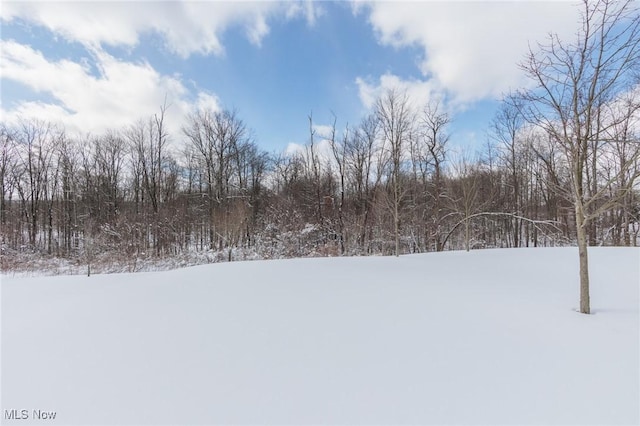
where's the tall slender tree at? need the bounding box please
[519,0,640,314]
[375,89,414,256]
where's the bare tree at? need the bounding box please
[183,108,252,251]
[328,114,347,255]
[12,120,58,248]
[307,113,325,226]
[126,102,172,255]
[601,91,640,245]
[375,89,414,256]
[57,135,80,256]
[95,131,126,223]
[344,113,381,253]
[519,0,640,313]
[447,153,487,252]
[491,96,527,247]
[417,100,450,251]
[0,124,16,228]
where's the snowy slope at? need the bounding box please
[1,247,638,425]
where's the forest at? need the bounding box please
[1,87,637,276]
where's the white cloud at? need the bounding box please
[0,40,215,138]
[286,0,325,27]
[285,142,305,157]
[286,120,339,163]
[358,1,580,105]
[194,93,222,115]
[285,138,335,164]
[1,1,321,58]
[312,124,335,140]
[247,13,270,47]
[2,2,149,51]
[356,73,437,110]
[0,101,72,126]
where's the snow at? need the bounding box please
[1,247,638,425]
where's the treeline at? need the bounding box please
[1,88,638,274]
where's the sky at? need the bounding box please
[0,1,582,154]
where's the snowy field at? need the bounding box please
[1,247,638,425]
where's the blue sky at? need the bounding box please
[1,1,580,154]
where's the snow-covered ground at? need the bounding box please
[1,247,638,425]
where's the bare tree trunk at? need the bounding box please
[465,218,470,252]
[576,204,590,314]
[394,189,400,256]
[623,194,631,246]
